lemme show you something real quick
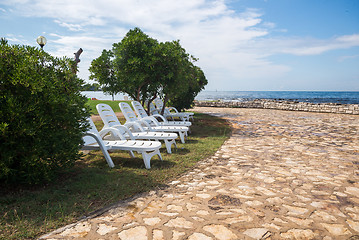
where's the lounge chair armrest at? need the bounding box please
[124,122,145,132]
[141,116,160,126]
[82,132,115,168]
[151,114,167,122]
[167,107,179,113]
[98,127,127,140]
[112,125,136,140]
[132,119,153,131]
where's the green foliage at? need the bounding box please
[86,100,130,114]
[89,27,207,110]
[0,40,89,185]
[168,65,208,111]
[81,82,101,91]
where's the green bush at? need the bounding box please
[0,39,89,185]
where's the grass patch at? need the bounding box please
[0,112,231,240]
[86,99,131,114]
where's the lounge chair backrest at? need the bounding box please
[132,101,149,118]
[82,118,101,146]
[119,102,139,122]
[96,103,127,136]
[154,98,164,109]
[148,102,159,115]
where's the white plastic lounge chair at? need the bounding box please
[96,103,178,154]
[82,117,162,169]
[119,102,188,144]
[132,101,192,127]
[154,98,194,121]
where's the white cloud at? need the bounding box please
[278,34,359,56]
[338,54,359,62]
[54,20,83,32]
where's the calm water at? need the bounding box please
[196,91,359,104]
[82,91,359,104]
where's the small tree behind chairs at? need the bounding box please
[89,27,208,112]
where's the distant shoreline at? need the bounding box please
[82,90,359,105]
[194,99,359,115]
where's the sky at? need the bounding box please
[1,0,359,91]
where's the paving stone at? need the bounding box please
[60,222,91,238]
[167,205,184,212]
[203,224,237,240]
[283,204,309,216]
[188,232,213,240]
[143,217,161,226]
[346,187,359,197]
[347,219,359,232]
[164,217,194,229]
[172,230,186,240]
[152,229,164,240]
[320,223,352,236]
[280,229,317,239]
[118,226,147,240]
[40,107,359,240]
[224,215,253,224]
[97,223,117,236]
[310,211,337,222]
[242,228,270,239]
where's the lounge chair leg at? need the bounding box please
[164,139,176,154]
[141,153,151,169]
[156,150,162,161]
[179,131,185,143]
[129,151,135,158]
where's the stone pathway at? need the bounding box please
[40,107,359,240]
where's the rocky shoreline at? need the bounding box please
[195,99,359,115]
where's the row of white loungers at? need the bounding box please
[81,101,193,169]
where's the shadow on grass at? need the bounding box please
[0,158,165,239]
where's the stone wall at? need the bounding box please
[194,99,359,115]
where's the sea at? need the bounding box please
[82,91,359,105]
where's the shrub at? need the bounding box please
[0,39,89,185]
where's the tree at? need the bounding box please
[89,49,118,99]
[0,39,89,185]
[168,65,208,111]
[155,40,206,114]
[90,28,161,104]
[89,28,207,111]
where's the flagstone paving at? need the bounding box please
[40,107,359,240]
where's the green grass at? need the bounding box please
[0,112,231,240]
[86,99,131,114]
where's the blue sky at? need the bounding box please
[1,0,358,91]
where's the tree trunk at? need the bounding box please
[147,95,157,115]
[72,48,83,74]
[161,95,169,115]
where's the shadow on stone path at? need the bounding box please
[41,107,359,240]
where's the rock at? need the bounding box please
[188,232,213,240]
[118,226,147,240]
[243,228,270,240]
[280,229,317,239]
[347,219,359,232]
[97,223,117,235]
[60,222,91,238]
[203,224,237,240]
[153,229,164,240]
[164,217,194,229]
[143,217,161,226]
[320,223,351,236]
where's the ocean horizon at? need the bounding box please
[82,91,359,105]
